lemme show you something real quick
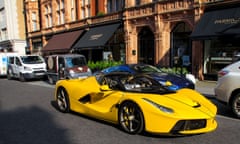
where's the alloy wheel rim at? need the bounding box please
[57,90,67,111]
[233,96,240,115]
[120,104,141,133]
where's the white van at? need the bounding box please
[7,55,47,81]
[0,53,18,76]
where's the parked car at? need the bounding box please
[98,64,195,90]
[7,55,47,81]
[214,61,240,118]
[55,72,217,135]
[0,52,18,76]
[45,54,92,84]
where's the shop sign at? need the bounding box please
[214,18,240,25]
[89,34,103,40]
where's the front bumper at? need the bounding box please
[170,118,217,135]
[23,71,46,79]
[145,117,217,135]
[69,72,92,79]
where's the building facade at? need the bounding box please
[191,0,240,80]
[0,0,26,54]
[24,0,240,80]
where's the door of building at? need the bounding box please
[138,27,154,65]
[171,22,191,72]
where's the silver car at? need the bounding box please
[214,61,240,118]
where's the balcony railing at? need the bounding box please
[125,0,195,19]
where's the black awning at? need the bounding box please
[73,23,120,49]
[191,7,240,39]
[42,30,84,52]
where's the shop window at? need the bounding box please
[203,36,240,75]
[171,22,191,71]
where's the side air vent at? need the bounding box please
[79,95,90,103]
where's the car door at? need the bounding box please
[58,57,65,79]
[14,57,22,77]
[88,89,123,122]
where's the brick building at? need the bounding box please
[24,0,240,80]
[0,0,26,54]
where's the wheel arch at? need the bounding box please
[118,99,146,129]
[56,85,71,113]
[56,86,69,100]
[230,88,240,105]
[118,100,144,114]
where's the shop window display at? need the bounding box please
[203,37,240,76]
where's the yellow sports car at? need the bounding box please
[55,72,217,135]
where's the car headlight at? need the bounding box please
[69,70,75,74]
[68,70,76,77]
[143,98,174,114]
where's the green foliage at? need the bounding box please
[160,67,189,75]
[97,11,105,16]
[87,60,123,72]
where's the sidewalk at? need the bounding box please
[195,80,217,97]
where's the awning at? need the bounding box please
[42,30,84,52]
[191,7,240,39]
[73,23,120,49]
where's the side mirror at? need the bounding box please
[100,85,111,91]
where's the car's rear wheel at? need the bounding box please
[56,88,70,113]
[231,93,240,118]
[48,75,55,85]
[118,101,144,134]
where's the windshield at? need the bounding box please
[132,65,162,73]
[21,56,44,64]
[96,73,174,94]
[65,57,86,68]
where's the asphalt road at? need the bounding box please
[0,79,239,144]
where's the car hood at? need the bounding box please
[143,89,217,118]
[147,72,193,89]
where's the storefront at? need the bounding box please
[171,22,192,72]
[42,30,84,56]
[72,22,125,62]
[191,7,240,80]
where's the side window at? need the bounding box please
[58,57,65,69]
[16,57,22,66]
[8,57,14,64]
[101,75,121,90]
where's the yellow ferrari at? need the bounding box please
[55,72,217,135]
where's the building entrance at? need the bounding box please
[138,27,154,65]
[171,22,191,72]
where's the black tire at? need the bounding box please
[19,73,26,82]
[7,69,12,80]
[118,101,144,134]
[56,88,70,113]
[48,75,55,85]
[231,93,240,118]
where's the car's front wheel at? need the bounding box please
[19,73,26,82]
[48,75,55,85]
[7,69,13,80]
[118,101,144,134]
[231,93,240,118]
[56,88,70,113]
